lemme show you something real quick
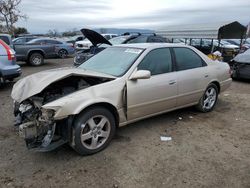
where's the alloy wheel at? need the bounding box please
[203,87,217,110]
[80,115,111,150]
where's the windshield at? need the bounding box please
[0,36,10,45]
[79,47,143,77]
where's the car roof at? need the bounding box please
[114,43,188,49]
[29,38,64,42]
[0,33,11,37]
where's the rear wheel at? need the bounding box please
[72,107,116,155]
[58,49,68,58]
[29,53,44,66]
[196,83,218,112]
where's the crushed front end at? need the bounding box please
[14,98,70,151]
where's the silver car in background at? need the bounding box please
[0,39,21,86]
[11,43,231,155]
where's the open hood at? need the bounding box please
[11,67,116,103]
[80,28,112,46]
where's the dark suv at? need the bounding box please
[74,29,169,66]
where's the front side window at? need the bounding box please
[138,48,172,75]
[173,47,204,71]
[14,38,26,44]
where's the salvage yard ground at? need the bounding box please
[0,58,250,188]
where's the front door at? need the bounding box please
[126,48,178,121]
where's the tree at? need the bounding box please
[47,29,60,37]
[0,0,27,36]
[14,26,28,35]
[62,28,79,37]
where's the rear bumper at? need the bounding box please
[1,65,21,80]
[220,78,232,92]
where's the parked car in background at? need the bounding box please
[74,29,170,66]
[75,33,118,51]
[14,38,75,66]
[64,35,85,45]
[187,39,239,62]
[224,39,250,53]
[13,36,38,45]
[12,43,231,155]
[0,39,21,86]
[0,34,14,49]
[231,49,250,79]
[28,38,75,58]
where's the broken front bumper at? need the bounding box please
[14,101,71,152]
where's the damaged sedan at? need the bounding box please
[12,43,232,155]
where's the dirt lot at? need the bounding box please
[0,58,250,188]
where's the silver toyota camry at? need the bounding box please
[11,43,232,155]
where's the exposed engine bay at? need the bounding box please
[13,75,113,151]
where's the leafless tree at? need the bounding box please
[0,0,26,35]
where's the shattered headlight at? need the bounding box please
[41,108,55,120]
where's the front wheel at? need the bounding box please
[196,83,218,112]
[72,107,116,155]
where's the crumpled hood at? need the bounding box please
[11,67,116,103]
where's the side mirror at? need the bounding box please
[130,70,151,80]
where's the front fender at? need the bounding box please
[42,82,125,120]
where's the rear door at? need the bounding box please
[172,47,210,107]
[126,48,178,121]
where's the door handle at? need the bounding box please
[204,74,209,78]
[169,80,176,85]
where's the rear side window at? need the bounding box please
[138,48,172,75]
[173,47,205,71]
[46,40,62,44]
[127,36,148,43]
[0,36,10,45]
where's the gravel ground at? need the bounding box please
[0,58,250,188]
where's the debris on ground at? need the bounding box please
[160,136,172,141]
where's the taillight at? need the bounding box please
[0,39,15,60]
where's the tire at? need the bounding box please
[28,52,44,66]
[231,65,238,80]
[196,83,218,112]
[58,49,68,58]
[0,76,4,88]
[72,107,116,155]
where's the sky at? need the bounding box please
[16,0,250,34]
